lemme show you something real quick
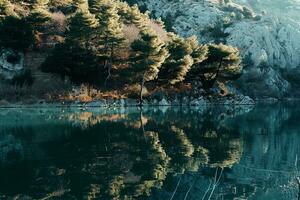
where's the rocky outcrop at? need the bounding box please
[0,49,25,80]
[140,0,300,98]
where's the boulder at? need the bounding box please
[0,49,24,80]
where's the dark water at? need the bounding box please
[0,103,300,200]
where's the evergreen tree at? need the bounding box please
[128,4,148,28]
[192,43,242,91]
[115,1,130,22]
[89,0,126,87]
[0,0,18,20]
[65,7,98,47]
[158,33,194,85]
[27,0,51,29]
[187,36,208,65]
[42,1,102,85]
[74,0,89,11]
[130,29,169,102]
[116,3,148,28]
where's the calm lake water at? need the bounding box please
[0,103,300,200]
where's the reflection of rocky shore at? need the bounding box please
[0,103,299,199]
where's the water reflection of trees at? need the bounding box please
[0,108,244,199]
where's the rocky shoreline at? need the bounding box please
[0,95,258,108]
[1,95,299,108]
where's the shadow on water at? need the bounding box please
[0,102,299,199]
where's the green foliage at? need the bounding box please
[65,9,98,46]
[0,0,18,20]
[130,29,169,100]
[131,29,168,82]
[158,34,207,85]
[117,3,148,28]
[90,0,126,56]
[27,0,51,29]
[89,0,126,86]
[41,43,106,84]
[49,0,75,14]
[42,1,103,85]
[158,34,193,85]
[0,16,34,50]
[187,36,208,65]
[0,0,243,98]
[74,0,89,10]
[189,43,242,90]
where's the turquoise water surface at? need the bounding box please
[0,103,299,200]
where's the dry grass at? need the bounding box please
[0,76,72,103]
[123,24,140,46]
[123,84,148,99]
[147,20,169,42]
[50,11,67,34]
[57,84,127,103]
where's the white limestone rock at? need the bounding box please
[0,49,24,80]
[142,0,300,97]
[158,98,170,106]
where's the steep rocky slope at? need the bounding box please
[141,0,300,98]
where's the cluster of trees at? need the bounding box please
[0,0,243,101]
[0,0,55,51]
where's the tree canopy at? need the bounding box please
[130,29,169,101]
[0,0,243,99]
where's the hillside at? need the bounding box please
[0,0,247,105]
[137,0,300,98]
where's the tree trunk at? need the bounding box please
[208,58,223,89]
[139,74,145,105]
[104,46,114,88]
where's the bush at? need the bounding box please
[0,16,35,51]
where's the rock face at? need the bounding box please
[140,0,300,98]
[0,49,25,80]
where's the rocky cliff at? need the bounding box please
[140,0,300,98]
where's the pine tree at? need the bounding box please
[116,3,148,28]
[89,0,126,87]
[27,0,51,29]
[130,29,169,102]
[158,33,194,85]
[0,0,18,20]
[115,1,131,22]
[74,0,89,11]
[65,8,98,47]
[42,0,101,85]
[128,4,148,28]
[194,43,242,90]
[186,36,208,65]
